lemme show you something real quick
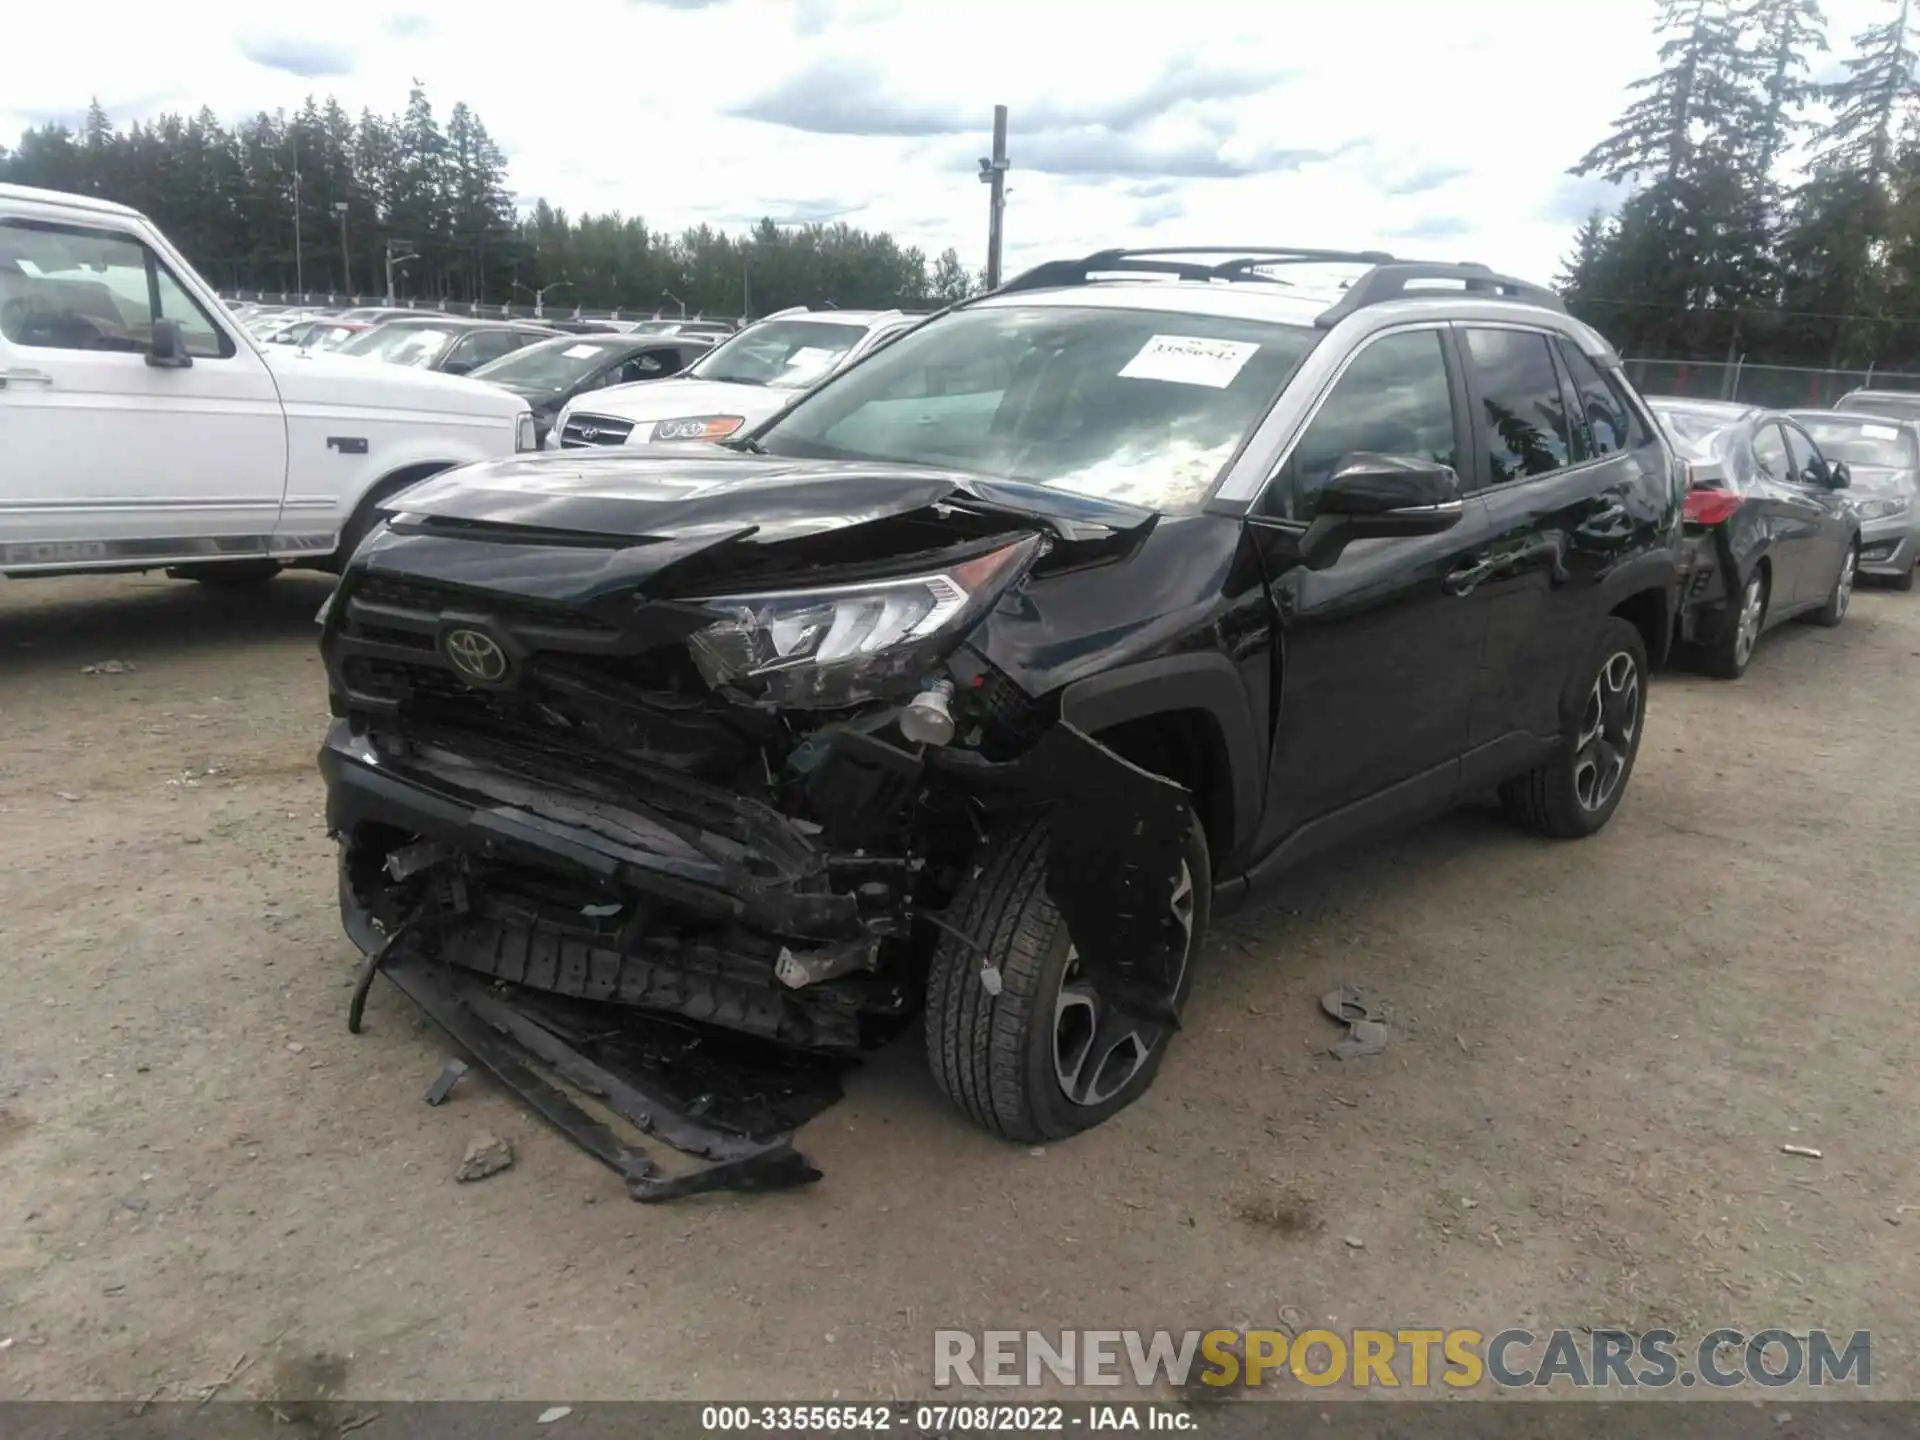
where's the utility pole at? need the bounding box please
[662,289,687,319]
[291,127,304,299]
[334,202,351,294]
[385,241,418,307]
[978,105,1009,290]
[743,257,751,319]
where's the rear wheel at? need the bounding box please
[1808,541,1858,627]
[1500,616,1647,839]
[1703,567,1766,679]
[924,814,1210,1142]
[166,560,281,588]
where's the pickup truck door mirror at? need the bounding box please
[1827,459,1852,490]
[147,317,192,370]
[1298,453,1465,570]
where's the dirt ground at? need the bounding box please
[1,569,1916,1404]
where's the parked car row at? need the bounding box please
[1644,394,1918,678]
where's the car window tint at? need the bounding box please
[1782,424,1822,484]
[1752,423,1787,480]
[0,218,231,358]
[1554,341,1631,459]
[1461,328,1575,482]
[1263,328,1457,523]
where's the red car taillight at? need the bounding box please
[1683,488,1742,526]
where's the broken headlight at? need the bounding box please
[686,534,1041,707]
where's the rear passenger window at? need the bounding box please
[1461,328,1575,482]
[1555,341,1632,459]
[1263,328,1458,523]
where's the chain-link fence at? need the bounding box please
[1622,358,1920,409]
[220,292,745,325]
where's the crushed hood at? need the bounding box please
[387,449,1155,544]
[566,377,801,436]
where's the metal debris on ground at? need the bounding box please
[423,1058,470,1106]
[537,1406,573,1425]
[80,660,136,675]
[372,950,842,1204]
[1320,985,1391,1059]
[1781,1144,1824,1159]
[455,1132,514,1182]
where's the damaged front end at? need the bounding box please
[320,452,1187,1187]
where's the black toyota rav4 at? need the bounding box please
[320,247,1683,1153]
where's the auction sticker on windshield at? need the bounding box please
[783,346,840,379]
[1862,423,1901,439]
[562,343,605,359]
[1119,334,1259,389]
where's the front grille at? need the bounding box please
[559,412,636,448]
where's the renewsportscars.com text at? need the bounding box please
[933,1328,1872,1391]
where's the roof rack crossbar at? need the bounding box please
[1311,263,1566,328]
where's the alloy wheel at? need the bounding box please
[1733,574,1765,669]
[1573,651,1639,813]
[1052,862,1195,1107]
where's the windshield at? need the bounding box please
[337,324,460,367]
[756,304,1321,513]
[304,324,365,351]
[1650,404,1735,458]
[690,319,869,390]
[469,337,618,391]
[1793,415,1918,469]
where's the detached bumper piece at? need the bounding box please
[374,948,843,1203]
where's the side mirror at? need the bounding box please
[147,317,192,370]
[441,359,475,376]
[1828,459,1852,490]
[1298,453,1465,570]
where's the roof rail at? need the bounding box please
[990,246,1567,326]
[1309,264,1566,327]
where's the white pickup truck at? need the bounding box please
[0,183,535,584]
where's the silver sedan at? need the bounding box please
[1797,409,1920,590]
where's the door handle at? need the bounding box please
[0,369,53,388]
[1444,555,1496,596]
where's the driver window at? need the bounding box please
[1260,328,1458,522]
[0,219,229,357]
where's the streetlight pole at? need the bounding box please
[662,289,687,319]
[385,241,418,308]
[334,202,351,295]
[513,279,570,317]
[978,104,1010,291]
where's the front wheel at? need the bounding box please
[1500,615,1648,839]
[1808,541,1858,627]
[924,814,1210,1142]
[166,560,282,588]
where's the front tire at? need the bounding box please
[1500,615,1648,839]
[924,813,1210,1142]
[1808,540,1858,627]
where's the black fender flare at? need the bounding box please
[1598,548,1683,664]
[1056,652,1265,865]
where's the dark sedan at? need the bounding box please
[1649,397,1861,678]
[467,332,716,446]
[333,316,561,375]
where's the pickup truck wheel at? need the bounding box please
[165,560,281,588]
[924,813,1210,1143]
[1499,615,1647,839]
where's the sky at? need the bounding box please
[0,0,1894,286]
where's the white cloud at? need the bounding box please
[0,0,1894,294]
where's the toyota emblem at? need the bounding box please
[442,626,510,685]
